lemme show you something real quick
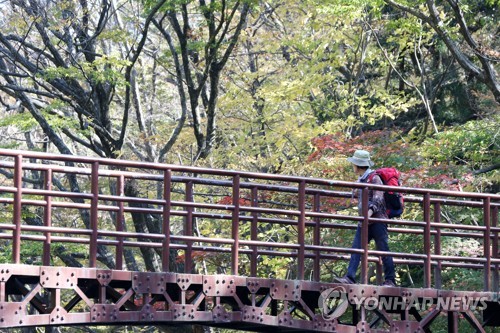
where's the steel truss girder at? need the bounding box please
[0,264,497,332]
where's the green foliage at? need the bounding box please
[0,241,44,265]
[0,112,38,132]
[41,56,130,86]
[41,66,85,81]
[143,0,190,12]
[313,0,384,18]
[98,28,132,44]
[420,116,500,169]
[441,266,484,291]
[41,109,89,136]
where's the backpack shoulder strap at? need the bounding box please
[366,170,379,183]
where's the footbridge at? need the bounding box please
[0,149,498,332]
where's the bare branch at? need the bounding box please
[384,0,500,103]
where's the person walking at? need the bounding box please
[334,150,396,287]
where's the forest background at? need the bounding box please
[0,0,498,332]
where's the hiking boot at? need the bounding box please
[334,276,355,284]
[381,280,397,287]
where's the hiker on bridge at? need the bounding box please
[335,150,397,287]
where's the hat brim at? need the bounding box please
[347,157,374,167]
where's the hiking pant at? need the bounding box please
[346,223,395,283]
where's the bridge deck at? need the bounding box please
[0,149,499,332]
[1,264,499,332]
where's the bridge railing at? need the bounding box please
[0,149,498,292]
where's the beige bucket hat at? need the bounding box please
[347,150,374,167]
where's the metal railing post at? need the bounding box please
[484,197,491,291]
[231,175,241,276]
[313,193,321,282]
[448,312,458,333]
[423,193,432,288]
[115,175,125,270]
[376,258,383,285]
[297,180,306,280]
[89,162,99,268]
[162,170,172,272]
[12,155,22,264]
[433,202,442,289]
[250,187,258,277]
[493,205,499,293]
[184,181,194,273]
[361,187,369,285]
[42,168,53,266]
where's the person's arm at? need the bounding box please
[368,175,385,216]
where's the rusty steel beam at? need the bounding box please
[0,264,497,331]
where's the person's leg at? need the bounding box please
[371,223,396,283]
[346,224,363,282]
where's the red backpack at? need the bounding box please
[368,167,404,218]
